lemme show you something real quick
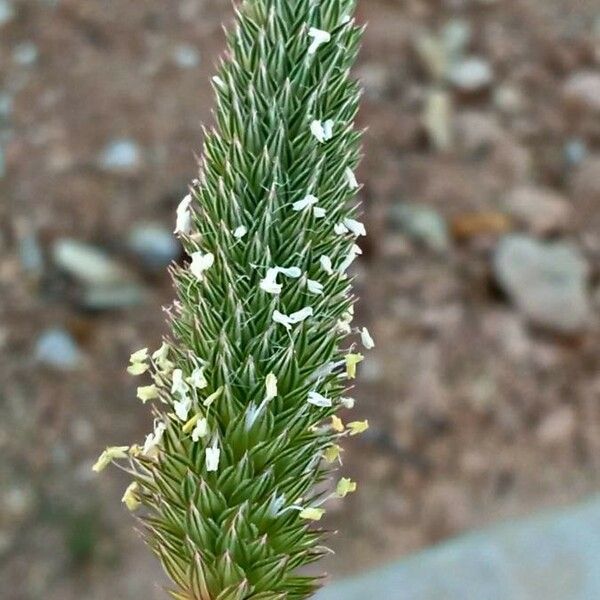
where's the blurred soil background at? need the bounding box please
[1,0,600,598]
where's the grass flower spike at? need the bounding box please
[94,1,372,598]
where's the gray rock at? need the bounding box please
[448,57,494,92]
[2,485,35,522]
[493,235,590,333]
[12,42,38,66]
[127,222,180,270]
[390,204,450,252]
[0,0,13,27]
[563,72,600,113]
[82,283,145,310]
[571,155,600,203]
[455,111,503,154]
[494,85,525,115]
[441,19,472,60]
[414,20,471,82]
[18,230,44,277]
[52,238,132,286]
[0,92,12,119]
[564,139,588,167]
[35,328,83,370]
[423,90,454,151]
[52,238,146,309]
[502,186,572,235]
[536,406,577,447]
[317,497,600,600]
[99,138,142,173]
[414,32,447,81]
[172,44,200,69]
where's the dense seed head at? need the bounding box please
[96,2,371,599]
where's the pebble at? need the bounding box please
[563,139,588,167]
[0,92,12,119]
[52,238,131,286]
[414,32,447,81]
[563,71,600,113]
[99,138,142,173]
[536,406,577,447]
[52,238,146,309]
[2,486,35,522]
[0,143,5,178]
[502,186,572,235]
[0,0,13,27]
[448,57,494,92]
[414,20,471,82]
[172,44,200,69]
[12,42,38,66]
[482,310,531,362]
[455,111,503,155]
[18,229,44,277]
[451,212,511,241]
[570,155,600,203]
[390,203,450,252]
[82,283,145,310]
[494,85,525,115]
[423,90,453,151]
[179,0,201,20]
[35,328,83,370]
[493,235,590,333]
[0,531,11,556]
[127,222,180,271]
[441,19,472,60]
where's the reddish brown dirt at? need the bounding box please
[1,0,600,598]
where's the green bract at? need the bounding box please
[97,1,370,598]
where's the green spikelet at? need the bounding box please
[95,1,373,598]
